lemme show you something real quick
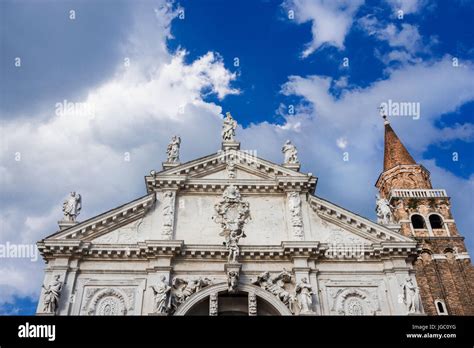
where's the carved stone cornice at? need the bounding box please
[43,193,156,241]
[145,149,317,194]
[38,240,184,261]
[309,195,417,244]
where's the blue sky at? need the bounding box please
[0,0,473,314]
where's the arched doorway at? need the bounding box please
[174,283,292,316]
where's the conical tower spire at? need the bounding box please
[382,116,416,171]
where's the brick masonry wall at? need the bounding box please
[414,237,474,315]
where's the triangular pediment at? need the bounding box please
[41,193,156,242]
[145,149,317,194]
[308,195,415,244]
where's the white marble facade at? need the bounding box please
[37,127,421,316]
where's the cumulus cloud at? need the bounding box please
[240,57,474,255]
[0,1,238,305]
[1,0,473,312]
[284,0,364,57]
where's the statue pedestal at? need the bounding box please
[57,220,78,231]
[162,162,180,171]
[283,163,301,172]
[222,141,240,151]
[148,313,168,316]
[298,311,317,316]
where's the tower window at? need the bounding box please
[429,214,443,229]
[411,214,426,229]
[434,299,448,315]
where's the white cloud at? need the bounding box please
[1,0,473,312]
[284,0,364,57]
[358,14,428,65]
[0,1,238,306]
[240,57,474,256]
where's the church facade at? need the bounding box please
[36,113,473,316]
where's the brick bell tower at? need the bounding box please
[375,116,474,315]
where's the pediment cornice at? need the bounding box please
[145,149,317,194]
[42,193,156,242]
[309,196,416,244]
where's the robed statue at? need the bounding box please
[62,192,81,222]
[282,140,299,164]
[42,275,63,314]
[166,135,181,163]
[222,112,237,141]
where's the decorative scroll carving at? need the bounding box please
[209,292,218,316]
[288,192,304,240]
[213,185,250,263]
[161,191,176,239]
[227,160,236,179]
[42,275,63,314]
[282,140,299,164]
[252,270,292,308]
[248,292,257,316]
[171,277,213,310]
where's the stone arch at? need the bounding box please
[174,283,292,316]
[87,288,129,316]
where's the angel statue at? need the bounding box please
[62,191,81,222]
